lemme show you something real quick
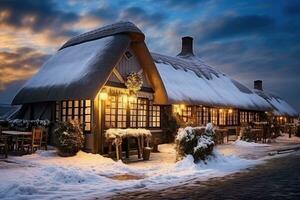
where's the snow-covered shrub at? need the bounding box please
[175,123,215,163]
[55,120,84,157]
[240,126,254,142]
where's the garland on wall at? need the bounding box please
[125,72,143,94]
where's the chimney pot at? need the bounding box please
[254,80,263,90]
[177,36,194,56]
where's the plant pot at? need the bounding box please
[142,147,152,161]
[58,150,77,157]
[57,147,79,157]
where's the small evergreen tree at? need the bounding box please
[55,120,84,156]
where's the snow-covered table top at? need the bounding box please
[105,128,152,140]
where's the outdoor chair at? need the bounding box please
[23,127,43,154]
[41,127,49,150]
[0,135,8,158]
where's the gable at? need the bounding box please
[107,47,152,89]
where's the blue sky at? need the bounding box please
[0,0,299,112]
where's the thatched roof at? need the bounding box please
[254,89,298,117]
[152,53,272,111]
[12,22,167,105]
[12,21,295,114]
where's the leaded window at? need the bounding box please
[149,102,160,128]
[130,98,148,128]
[203,107,210,125]
[227,109,238,125]
[182,106,192,123]
[240,111,248,123]
[210,108,218,125]
[219,110,226,125]
[105,95,127,128]
[196,106,203,126]
[56,100,91,132]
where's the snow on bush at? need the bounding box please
[9,119,51,130]
[175,123,215,162]
[54,120,84,156]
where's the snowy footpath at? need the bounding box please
[0,134,299,200]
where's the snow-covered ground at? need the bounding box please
[0,134,299,200]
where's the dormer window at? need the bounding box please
[125,51,132,59]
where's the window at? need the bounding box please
[227,109,238,125]
[255,113,260,122]
[210,108,218,125]
[249,112,255,122]
[219,109,226,125]
[56,100,91,132]
[125,51,133,59]
[181,106,192,123]
[105,95,127,128]
[196,106,203,126]
[130,98,148,128]
[149,102,160,128]
[55,101,60,121]
[203,107,210,125]
[117,96,127,128]
[240,111,248,123]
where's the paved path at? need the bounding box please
[109,152,300,200]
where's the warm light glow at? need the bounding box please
[121,94,128,102]
[228,109,233,114]
[280,116,283,120]
[99,92,108,100]
[128,95,137,103]
[219,109,223,113]
[180,104,186,110]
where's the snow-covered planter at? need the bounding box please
[54,120,84,157]
[175,123,215,163]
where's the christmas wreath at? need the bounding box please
[125,72,143,93]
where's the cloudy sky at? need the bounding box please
[0,0,299,112]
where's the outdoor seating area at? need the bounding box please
[0,124,48,157]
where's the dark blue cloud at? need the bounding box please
[283,3,300,16]
[0,0,79,37]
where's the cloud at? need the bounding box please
[195,15,275,43]
[0,48,49,90]
[283,2,300,16]
[0,0,78,36]
[119,6,167,28]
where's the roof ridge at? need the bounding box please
[60,21,144,50]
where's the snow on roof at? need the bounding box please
[254,89,298,117]
[60,21,144,50]
[12,35,131,104]
[152,53,272,111]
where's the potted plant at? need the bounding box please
[54,120,84,157]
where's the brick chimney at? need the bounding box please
[254,80,263,90]
[177,36,194,56]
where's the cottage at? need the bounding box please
[11,21,298,154]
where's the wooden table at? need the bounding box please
[2,131,32,136]
[2,131,32,150]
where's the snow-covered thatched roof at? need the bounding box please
[152,53,272,111]
[12,21,295,114]
[254,89,298,117]
[12,22,166,104]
